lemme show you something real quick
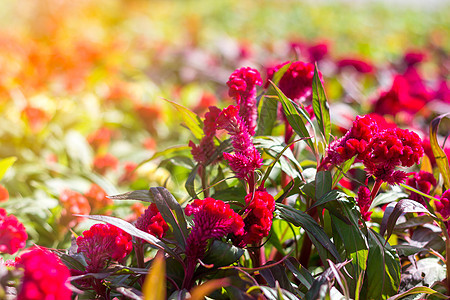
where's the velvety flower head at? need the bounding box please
[59,189,91,227]
[0,208,27,255]
[435,80,450,103]
[93,153,119,175]
[17,247,72,300]
[234,191,275,247]
[84,184,112,211]
[337,58,373,74]
[406,171,436,205]
[307,42,329,62]
[356,186,372,222]
[266,61,316,101]
[403,51,426,67]
[364,127,424,185]
[185,198,244,260]
[227,67,262,135]
[136,203,169,239]
[190,106,222,165]
[216,105,262,182]
[77,223,133,273]
[435,190,450,221]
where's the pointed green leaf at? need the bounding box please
[429,113,450,190]
[256,96,279,136]
[164,99,204,140]
[312,64,330,143]
[315,170,332,200]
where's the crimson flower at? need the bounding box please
[59,189,91,227]
[136,203,169,239]
[356,186,372,222]
[0,208,27,255]
[336,58,373,74]
[405,171,436,206]
[227,67,262,135]
[216,105,262,183]
[17,247,72,300]
[84,184,112,212]
[435,190,450,235]
[92,153,119,175]
[76,223,132,273]
[0,184,9,202]
[233,191,275,246]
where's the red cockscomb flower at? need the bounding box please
[0,184,9,202]
[234,191,275,246]
[17,247,72,300]
[87,127,113,152]
[435,190,450,234]
[77,223,132,273]
[59,189,91,227]
[136,203,169,239]
[406,171,436,206]
[0,208,27,255]
[93,153,119,175]
[227,67,262,135]
[337,58,373,74]
[356,186,372,222]
[84,184,112,212]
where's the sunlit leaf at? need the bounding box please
[143,252,166,300]
[164,99,204,140]
[429,113,450,190]
[312,64,330,144]
[0,156,16,181]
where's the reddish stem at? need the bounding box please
[370,179,383,201]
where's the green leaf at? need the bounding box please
[361,229,401,300]
[203,240,244,268]
[332,156,356,188]
[136,145,191,168]
[164,99,204,140]
[185,164,200,199]
[285,257,313,289]
[0,156,16,181]
[392,245,428,257]
[429,113,450,190]
[256,96,279,136]
[310,190,348,211]
[387,286,448,300]
[259,262,296,294]
[315,170,332,200]
[311,64,330,144]
[271,82,315,152]
[276,203,341,262]
[370,189,408,211]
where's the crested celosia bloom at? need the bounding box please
[77,223,132,273]
[119,162,139,184]
[307,42,329,63]
[135,104,161,134]
[135,203,169,239]
[87,127,113,152]
[189,106,222,165]
[435,190,450,234]
[184,198,244,261]
[84,183,113,211]
[405,171,436,205]
[266,61,316,101]
[356,186,372,222]
[0,208,27,255]
[0,184,9,202]
[227,67,262,135]
[93,153,119,175]
[336,58,373,74]
[324,115,423,186]
[403,51,426,67]
[233,191,275,247]
[59,189,91,227]
[17,247,72,300]
[216,105,262,182]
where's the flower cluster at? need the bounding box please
[76,223,132,273]
[184,198,244,261]
[59,189,91,227]
[435,190,450,234]
[233,191,275,247]
[266,61,316,101]
[189,106,222,165]
[0,184,9,202]
[0,208,27,255]
[227,67,262,135]
[135,203,169,239]
[216,105,262,183]
[16,247,72,300]
[87,127,113,152]
[405,171,436,205]
[325,114,424,185]
[356,186,372,222]
[336,58,374,74]
[84,184,113,212]
[93,153,119,175]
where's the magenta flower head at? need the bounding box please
[233,191,275,247]
[0,208,27,255]
[136,203,169,239]
[266,61,316,101]
[185,198,245,260]
[76,223,133,273]
[406,171,437,205]
[216,105,262,183]
[190,106,222,165]
[16,247,72,300]
[356,186,372,222]
[336,58,374,74]
[435,190,450,235]
[227,67,262,136]
[364,128,424,185]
